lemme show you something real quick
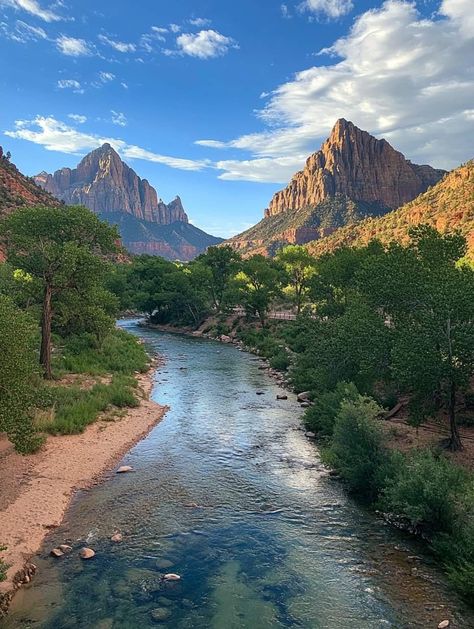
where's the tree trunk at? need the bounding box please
[40,283,53,379]
[448,380,462,451]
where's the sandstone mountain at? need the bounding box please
[227,119,446,255]
[34,144,222,261]
[306,160,474,259]
[0,147,61,215]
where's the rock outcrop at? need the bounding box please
[34,144,223,260]
[227,120,446,256]
[265,119,445,217]
[34,144,188,225]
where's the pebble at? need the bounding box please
[50,548,64,558]
[79,547,95,560]
[111,532,123,543]
[116,466,133,474]
[163,573,181,581]
[438,621,450,629]
[59,544,72,553]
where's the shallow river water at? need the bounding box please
[4,320,474,628]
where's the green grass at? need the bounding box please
[37,375,140,436]
[57,328,149,376]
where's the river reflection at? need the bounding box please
[4,320,472,628]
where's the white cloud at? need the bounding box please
[176,29,237,59]
[169,23,181,33]
[68,113,87,124]
[4,115,210,172]
[57,79,83,92]
[203,0,474,182]
[99,71,115,82]
[110,110,127,127]
[281,4,291,19]
[0,0,63,22]
[299,0,353,19]
[189,17,211,27]
[216,155,308,183]
[98,34,136,53]
[56,35,91,56]
[0,19,47,42]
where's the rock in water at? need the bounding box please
[277,395,288,400]
[50,548,64,558]
[111,532,123,543]
[438,622,450,629]
[116,466,133,474]
[297,391,310,402]
[163,573,181,581]
[59,544,72,553]
[150,607,171,622]
[305,431,316,438]
[79,547,95,560]
[156,559,174,570]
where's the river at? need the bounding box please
[4,320,473,628]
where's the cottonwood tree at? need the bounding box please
[195,245,241,313]
[276,244,317,314]
[0,206,118,379]
[236,255,282,327]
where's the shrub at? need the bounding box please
[382,449,468,536]
[269,349,290,371]
[0,545,8,582]
[325,395,389,501]
[304,381,359,437]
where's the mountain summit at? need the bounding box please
[35,144,222,260]
[228,119,446,255]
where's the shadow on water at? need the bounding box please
[4,319,474,628]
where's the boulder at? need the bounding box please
[305,431,316,438]
[150,608,171,623]
[79,547,95,560]
[297,391,310,402]
[116,466,133,474]
[277,395,288,400]
[300,402,310,408]
[256,391,265,395]
[59,544,72,553]
[220,335,232,343]
[438,622,450,629]
[50,548,64,558]
[111,532,123,543]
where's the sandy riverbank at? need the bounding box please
[0,369,166,615]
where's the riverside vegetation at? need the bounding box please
[108,228,474,604]
[1,200,474,607]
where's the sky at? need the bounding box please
[0,0,473,238]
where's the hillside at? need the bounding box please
[0,148,61,214]
[306,161,474,258]
[227,119,446,256]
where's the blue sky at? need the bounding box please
[0,0,472,237]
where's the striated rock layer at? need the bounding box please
[228,119,446,256]
[34,143,188,225]
[265,119,445,217]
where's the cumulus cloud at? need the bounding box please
[110,110,127,127]
[4,115,211,172]
[98,34,136,53]
[176,29,237,59]
[299,0,353,19]
[0,19,47,42]
[189,17,211,27]
[0,0,63,22]
[68,113,87,123]
[201,0,474,182]
[56,35,91,56]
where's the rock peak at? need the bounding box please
[264,120,446,218]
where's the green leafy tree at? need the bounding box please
[0,296,40,452]
[195,245,241,313]
[0,206,118,378]
[359,226,474,450]
[276,244,317,314]
[236,255,282,327]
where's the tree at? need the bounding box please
[0,296,40,452]
[0,206,118,378]
[359,226,474,450]
[195,245,241,313]
[236,255,282,327]
[276,245,317,314]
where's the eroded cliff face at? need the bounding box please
[265,119,446,217]
[34,144,188,225]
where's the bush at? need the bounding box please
[269,349,290,371]
[304,381,359,437]
[324,395,389,501]
[382,449,468,536]
[0,545,8,582]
